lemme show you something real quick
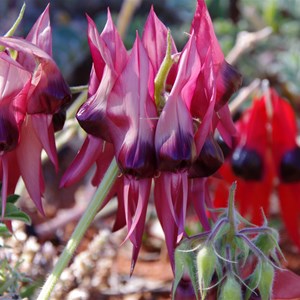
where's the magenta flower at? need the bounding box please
[0,5,71,216]
[62,0,241,271]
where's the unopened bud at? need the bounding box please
[258,261,274,300]
[220,275,242,300]
[196,245,216,299]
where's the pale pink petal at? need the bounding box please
[142,6,177,72]
[155,35,200,171]
[107,35,157,177]
[26,4,52,56]
[100,9,127,75]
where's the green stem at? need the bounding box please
[70,85,88,94]
[0,3,26,52]
[227,182,237,243]
[154,30,174,113]
[37,158,119,300]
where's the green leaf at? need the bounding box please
[7,194,20,204]
[172,248,186,299]
[2,203,31,225]
[0,223,12,238]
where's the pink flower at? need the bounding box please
[0,5,71,217]
[62,0,241,271]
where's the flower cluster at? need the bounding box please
[214,88,300,249]
[0,5,71,217]
[61,0,241,271]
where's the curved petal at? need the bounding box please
[191,0,242,107]
[31,114,58,169]
[77,14,127,140]
[0,37,71,115]
[16,116,45,215]
[108,35,157,177]
[188,178,210,230]
[60,135,103,188]
[122,177,151,274]
[0,53,31,152]
[26,4,52,56]
[142,6,177,73]
[155,35,199,171]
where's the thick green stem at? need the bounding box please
[37,158,119,300]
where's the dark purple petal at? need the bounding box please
[26,61,71,114]
[231,146,264,180]
[215,61,242,111]
[189,134,224,178]
[52,107,66,132]
[280,146,300,182]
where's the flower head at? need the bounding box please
[213,88,300,249]
[0,5,71,217]
[62,0,241,270]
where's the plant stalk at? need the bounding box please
[37,158,119,300]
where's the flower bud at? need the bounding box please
[219,275,242,300]
[258,261,274,300]
[254,231,278,255]
[196,245,216,299]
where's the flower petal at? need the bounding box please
[0,37,71,115]
[77,14,127,140]
[31,114,58,170]
[26,4,52,56]
[108,35,157,177]
[122,177,151,274]
[191,0,241,108]
[16,116,45,215]
[60,135,104,188]
[0,53,31,152]
[155,35,199,171]
[142,6,177,75]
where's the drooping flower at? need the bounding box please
[213,88,300,249]
[0,5,71,216]
[61,0,241,271]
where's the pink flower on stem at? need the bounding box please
[62,0,241,271]
[0,5,71,217]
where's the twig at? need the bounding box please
[229,78,261,115]
[226,27,273,65]
[117,0,143,39]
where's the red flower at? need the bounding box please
[214,88,300,249]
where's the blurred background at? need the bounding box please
[1,1,300,299]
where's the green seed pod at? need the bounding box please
[258,261,274,300]
[219,275,242,300]
[196,245,217,299]
[254,231,279,255]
